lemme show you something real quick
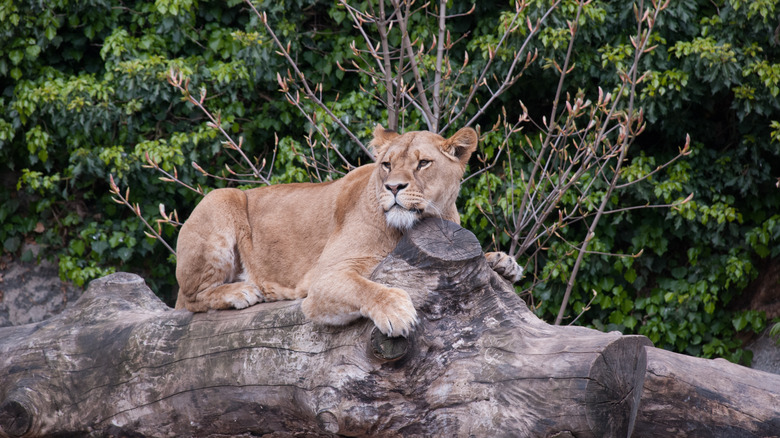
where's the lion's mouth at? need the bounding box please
[388,203,422,214]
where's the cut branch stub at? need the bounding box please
[0,400,31,438]
[586,335,650,437]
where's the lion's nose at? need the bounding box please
[385,183,408,195]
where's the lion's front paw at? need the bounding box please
[363,287,418,338]
[486,251,524,284]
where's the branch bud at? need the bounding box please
[681,134,691,155]
[192,161,207,175]
[276,72,288,92]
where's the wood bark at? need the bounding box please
[0,218,777,437]
[634,347,780,437]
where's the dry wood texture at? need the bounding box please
[634,347,780,437]
[1,218,778,437]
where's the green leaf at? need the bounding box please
[733,314,748,331]
[3,236,21,252]
[91,240,109,255]
[9,50,23,65]
[609,311,625,325]
[624,268,637,284]
[116,247,133,261]
[25,44,41,59]
[109,232,124,248]
[70,239,85,256]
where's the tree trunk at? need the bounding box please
[0,219,777,437]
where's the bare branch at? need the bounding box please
[108,175,177,257]
[555,0,661,325]
[244,0,372,159]
[372,0,399,130]
[432,0,446,126]
[390,0,436,131]
[167,68,271,185]
[442,0,561,133]
[283,89,355,172]
[614,134,692,189]
[143,152,204,194]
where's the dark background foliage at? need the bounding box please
[1,0,778,363]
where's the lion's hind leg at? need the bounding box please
[256,281,306,301]
[175,188,265,312]
[176,233,265,312]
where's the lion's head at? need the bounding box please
[369,126,478,230]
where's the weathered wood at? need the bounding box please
[634,346,780,437]
[1,218,777,437]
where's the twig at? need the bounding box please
[167,69,271,185]
[568,290,598,326]
[432,0,446,127]
[390,0,435,130]
[143,152,205,194]
[244,0,372,159]
[108,175,177,257]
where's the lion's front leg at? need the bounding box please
[300,269,418,338]
[486,251,524,283]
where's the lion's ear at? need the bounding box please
[442,127,478,166]
[369,125,399,157]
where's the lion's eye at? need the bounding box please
[381,162,391,171]
[417,159,431,170]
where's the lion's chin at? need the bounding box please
[385,206,420,231]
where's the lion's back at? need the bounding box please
[242,165,375,285]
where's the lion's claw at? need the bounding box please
[363,287,418,337]
[224,283,264,309]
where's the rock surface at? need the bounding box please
[747,328,780,375]
[0,245,81,327]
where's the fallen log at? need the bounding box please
[634,347,780,437]
[0,219,777,437]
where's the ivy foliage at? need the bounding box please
[1,0,778,364]
[464,0,780,364]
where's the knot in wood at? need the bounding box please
[0,399,32,437]
[370,327,410,362]
[315,410,339,434]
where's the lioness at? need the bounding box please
[175,126,522,337]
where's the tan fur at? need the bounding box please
[175,126,520,337]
